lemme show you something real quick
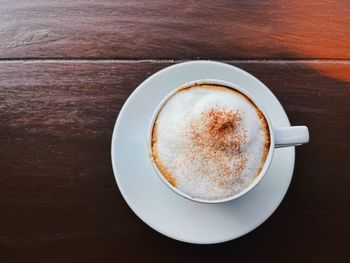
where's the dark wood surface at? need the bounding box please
[1,0,350,59]
[0,1,349,262]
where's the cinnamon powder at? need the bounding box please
[188,108,247,190]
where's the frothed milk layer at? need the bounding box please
[152,84,270,200]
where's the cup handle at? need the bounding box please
[274,126,309,148]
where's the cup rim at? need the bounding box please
[148,79,275,204]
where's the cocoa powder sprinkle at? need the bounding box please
[187,108,248,191]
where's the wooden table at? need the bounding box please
[1,1,349,262]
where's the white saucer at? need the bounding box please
[111,61,295,244]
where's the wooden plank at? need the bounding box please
[1,0,350,59]
[0,61,349,261]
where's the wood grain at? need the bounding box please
[1,0,350,59]
[0,61,349,262]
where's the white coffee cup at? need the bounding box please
[148,79,309,204]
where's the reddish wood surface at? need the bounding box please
[1,0,350,59]
[0,61,349,262]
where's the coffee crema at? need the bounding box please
[151,84,270,200]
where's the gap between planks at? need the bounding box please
[0,58,350,64]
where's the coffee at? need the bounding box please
[151,84,270,200]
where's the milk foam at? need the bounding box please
[153,85,269,200]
